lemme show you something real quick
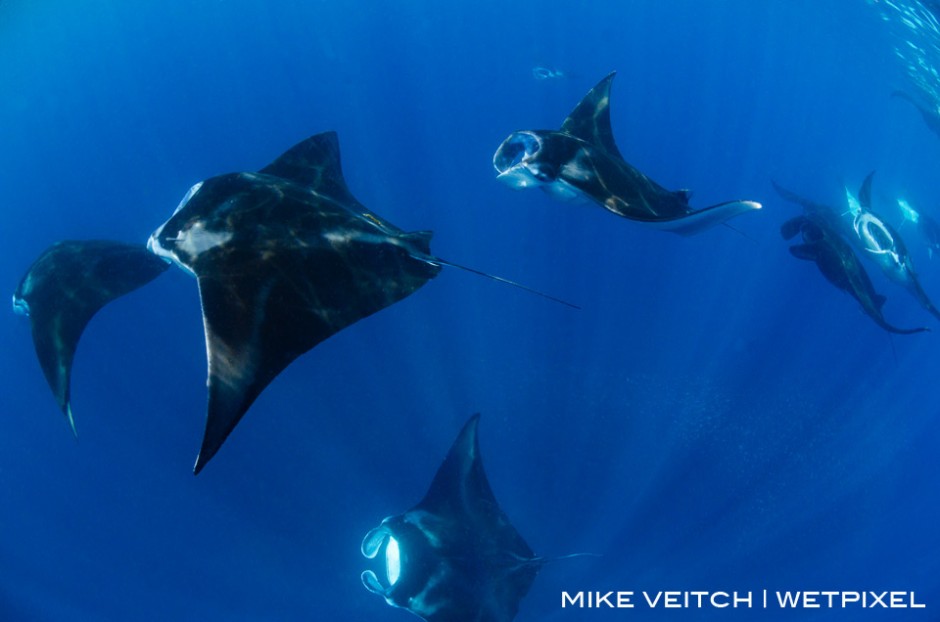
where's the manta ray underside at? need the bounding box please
[361,414,565,622]
[493,71,761,235]
[14,132,444,473]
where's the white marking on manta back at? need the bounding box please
[176,223,234,256]
[147,222,231,277]
[323,229,408,249]
[559,151,594,183]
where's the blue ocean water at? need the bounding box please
[2,0,939,620]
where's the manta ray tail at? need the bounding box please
[428,257,580,309]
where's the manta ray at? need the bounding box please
[361,415,587,622]
[492,72,761,235]
[14,132,572,474]
[780,214,927,335]
[851,172,940,322]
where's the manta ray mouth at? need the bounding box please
[855,215,895,253]
[493,131,542,181]
[361,526,401,593]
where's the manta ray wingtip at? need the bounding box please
[192,438,217,474]
[65,404,78,439]
[192,457,205,476]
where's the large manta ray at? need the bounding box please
[492,72,761,235]
[16,132,568,474]
[147,133,444,473]
[361,415,585,622]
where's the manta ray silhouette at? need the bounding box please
[774,180,928,335]
[13,132,573,474]
[361,415,588,622]
[493,72,762,235]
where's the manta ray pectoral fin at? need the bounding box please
[191,269,332,474]
[789,243,819,261]
[772,180,817,210]
[559,71,623,158]
[780,216,807,240]
[645,200,762,236]
[257,131,358,204]
[13,240,169,436]
[189,223,440,474]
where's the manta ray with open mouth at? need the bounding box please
[493,72,761,235]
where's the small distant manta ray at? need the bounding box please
[13,132,575,474]
[779,213,928,335]
[851,171,940,322]
[493,71,762,235]
[531,66,566,81]
[892,90,940,140]
[361,414,590,622]
[897,197,940,259]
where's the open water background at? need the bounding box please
[1,1,939,619]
